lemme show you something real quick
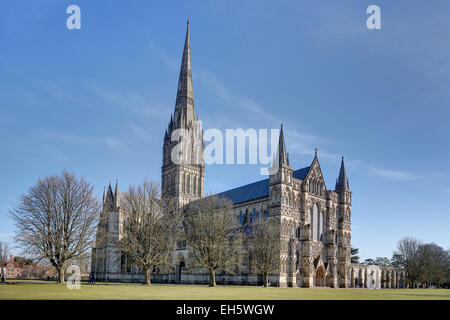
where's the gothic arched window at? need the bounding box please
[251,208,257,223]
[186,174,190,194]
[312,204,319,241]
[319,211,324,242]
[238,211,244,225]
[193,176,197,196]
[181,174,185,194]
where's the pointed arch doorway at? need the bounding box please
[315,266,326,287]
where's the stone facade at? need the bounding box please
[91,21,401,288]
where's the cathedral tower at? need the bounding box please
[162,20,205,207]
[91,181,122,281]
[335,157,352,287]
[269,125,297,287]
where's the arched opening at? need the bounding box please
[193,176,196,196]
[319,210,324,242]
[351,268,355,287]
[364,269,368,288]
[186,174,190,194]
[181,173,185,193]
[312,204,319,241]
[315,266,325,287]
[359,269,363,288]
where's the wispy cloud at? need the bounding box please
[128,123,160,142]
[367,167,421,180]
[364,165,439,181]
[40,145,70,164]
[285,130,328,156]
[39,130,126,151]
[338,159,435,182]
[7,67,77,103]
[89,82,170,120]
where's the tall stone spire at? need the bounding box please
[174,19,195,129]
[277,124,289,166]
[162,21,205,206]
[335,156,349,191]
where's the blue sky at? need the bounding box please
[0,0,449,260]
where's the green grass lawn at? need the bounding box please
[0,282,449,300]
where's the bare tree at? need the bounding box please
[9,171,100,284]
[248,217,280,287]
[117,179,180,285]
[0,241,10,262]
[394,237,422,288]
[183,195,243,287]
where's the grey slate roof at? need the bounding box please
[216,178,269,204]
[217,166,310,204]
[293,166,310,180]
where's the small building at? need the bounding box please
[5,255,22,279]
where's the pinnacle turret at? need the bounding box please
[335,156,350,191]
[114,179,120,209]
[277,124,289,167]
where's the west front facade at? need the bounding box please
[91,21,401,288]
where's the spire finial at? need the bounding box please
[315,148,318,157]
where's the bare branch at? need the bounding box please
[8,170,100,284]
[183,195,243,286]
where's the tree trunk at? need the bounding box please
[144,268,151,285]
[264,272,269,288]
[209,269,216,287]
[56,265,65,284]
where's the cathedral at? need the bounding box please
[91,21,401,288]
